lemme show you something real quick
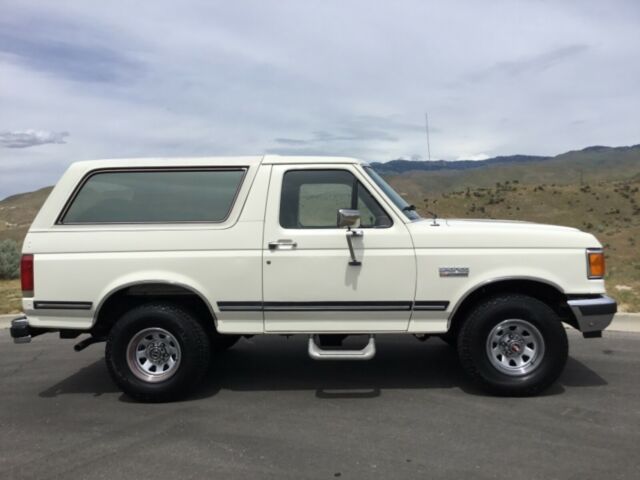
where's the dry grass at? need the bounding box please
[0,279,22,315]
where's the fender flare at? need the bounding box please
[447,275,566,329]
[93,278,218,328]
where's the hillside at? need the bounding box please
[0,186,52,244]
[371,154,551,174]
[373,144,639,175]
[0,143,639,313]
[382,144,640,197]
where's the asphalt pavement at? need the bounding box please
[0,329,639,479]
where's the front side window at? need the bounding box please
[279,169,392,229]
[61,168,246,224]
[363,166,420,221]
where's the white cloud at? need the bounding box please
[0,0,639,196]
[457,153,490,161]
[0,130,69,148]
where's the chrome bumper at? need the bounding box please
[567,295,617,334]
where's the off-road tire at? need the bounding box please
[106,302,210,402]
[458,294,568,396]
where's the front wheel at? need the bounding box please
[458,294,568,396]
[106,302,211,402]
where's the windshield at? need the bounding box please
[363,166,421,221]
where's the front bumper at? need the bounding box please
[567,295,617,335]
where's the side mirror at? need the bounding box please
[337,209,361,229]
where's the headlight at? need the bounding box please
[587,249,605,279]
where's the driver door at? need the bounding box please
[262,164,416,332]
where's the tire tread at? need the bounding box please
[106,302,210,402]
[458,294,568,396]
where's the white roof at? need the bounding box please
[262,155,366,165]
[70,155,366,171]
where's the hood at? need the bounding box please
[445,218,579,233]
[407,218,600,249]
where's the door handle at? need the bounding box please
[268,239,298,250]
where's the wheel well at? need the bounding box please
[92,283,216,337]
[447,279,574,338]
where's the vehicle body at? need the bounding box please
[11,155,617,401]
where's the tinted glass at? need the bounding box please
[62,169,245,223]
[298,181,352,227]
[280,169,392,229]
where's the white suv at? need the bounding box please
[11,155,616,401]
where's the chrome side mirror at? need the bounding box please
[337,209,361,229]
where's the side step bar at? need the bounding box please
[308,335,376,361]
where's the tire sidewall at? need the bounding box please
[106,303,210,401]
[462,296,568,393]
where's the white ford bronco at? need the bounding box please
[11,155,616,401]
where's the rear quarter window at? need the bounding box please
[60,168,246,224]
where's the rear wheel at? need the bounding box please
[106,302,210,402]
[458,294,568,396]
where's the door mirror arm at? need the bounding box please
[337,209,363,266]
[346,227,363,266]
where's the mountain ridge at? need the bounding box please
[371,143,640,174]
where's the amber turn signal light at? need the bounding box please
[587,250,605,279]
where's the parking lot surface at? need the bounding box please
[1,330,639,479]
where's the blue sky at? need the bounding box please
[1,0,639,197]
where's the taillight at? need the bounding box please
[21,254,34,297]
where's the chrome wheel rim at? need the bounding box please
[486,319,545,376]
[126,328,181,383]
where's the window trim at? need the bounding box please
[278,168,394,230]
[56,166,248,225]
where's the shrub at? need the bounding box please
[0,239,20,279]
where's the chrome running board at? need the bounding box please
[307,335,376,361]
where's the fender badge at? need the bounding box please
[439,267,469,277]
